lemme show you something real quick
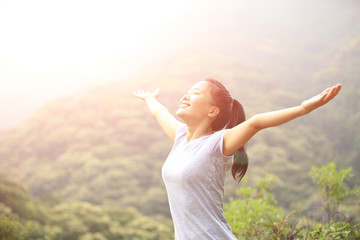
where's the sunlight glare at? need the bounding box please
[0,0,194,129]
[0,0,194,87]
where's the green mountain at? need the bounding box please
[0,0,359,221]
[0,40,359,217]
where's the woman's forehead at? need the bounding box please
[189,81,209,91]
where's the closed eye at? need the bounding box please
[184,91,200,95]
[184,88,201,97]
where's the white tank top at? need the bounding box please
[162,124,237,240]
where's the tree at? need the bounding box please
[224,174,295,239]
[0,215,22,240]
[309,162,360,225]
[225,168,360,240]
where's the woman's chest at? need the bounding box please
[162,140,216,184]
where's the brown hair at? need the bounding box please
[205,78,248,182]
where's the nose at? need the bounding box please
[180,93,190,102]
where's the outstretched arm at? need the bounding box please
[133,89,182,141]
[223,84,342,156]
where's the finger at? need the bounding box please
[324,84,341,102]
[321,87,332,95]
[323,86,336,102]
[133,90,141,95]
[334,84,342,96]
[133,92,142,98]
[330,84,342,101]
[316,87,331,102]
[154,88,160,96]
[133,89,145,98]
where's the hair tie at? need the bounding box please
[230,98,235,109]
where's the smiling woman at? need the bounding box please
[133,79,341,239]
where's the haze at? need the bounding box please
[0,0,358,130]
[0,0,194,130]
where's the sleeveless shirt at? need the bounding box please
[162,124,237,240]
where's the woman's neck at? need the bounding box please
[186,123,213,141]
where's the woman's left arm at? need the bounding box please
[223,84,342,156]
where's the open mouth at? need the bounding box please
[179,102,191,108]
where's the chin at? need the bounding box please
[176,109,182,117]
[176,108,187,119]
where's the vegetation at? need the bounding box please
[0,39,359,239]
[0,173,174,240]
[0,1,359,238]
[309,163,360,226]
[225,163,360,240]
[0,50,359,218]
[1,163,358,239]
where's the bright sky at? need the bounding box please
[1,0,355,130]
[0,0,195,129]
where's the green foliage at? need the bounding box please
[0,215,22,240]
[0,174,174,240]
[0,173,48,222]
[225,164,360,240]
[21,220,63,240]
[309,222,360,240]
[225,174,295,239]
[310,162,360,223]
[0,3,359,235]
[0,37,359,220]
[0,83,173,217]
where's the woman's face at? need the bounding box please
[176,81,216,122]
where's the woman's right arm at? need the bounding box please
[133,89,182,142]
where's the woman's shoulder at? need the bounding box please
[174,123,187,141]
[212,128,228,139]
[176,123,187,133]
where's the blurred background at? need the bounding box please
[0,0,359,239]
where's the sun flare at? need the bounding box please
[0,0,193,87]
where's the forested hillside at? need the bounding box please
[0,39,359,217]
[0,173,174,239]
[0,1,359,238]
[0,81,174,217]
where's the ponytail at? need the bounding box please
[227,99,248,183]
[205,78,249,182]
[232,147,248,182]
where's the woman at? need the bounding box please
[133,79,342,240]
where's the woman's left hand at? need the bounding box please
[301,83,342,114]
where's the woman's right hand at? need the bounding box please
[133,88,180,141]
[133,88,160,101]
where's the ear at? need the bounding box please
[208,106,220,118]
